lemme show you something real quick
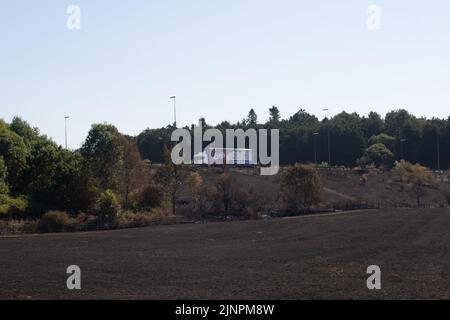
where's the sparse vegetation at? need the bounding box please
[131,184,163,212]
[38,211,70,233]
[211,172,234,217]
[281,164,322,213]
[186,171,203,212]
[1,108,450,233]
[155,145,186,216]
[393,160,438,207]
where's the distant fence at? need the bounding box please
[329,200,449,211]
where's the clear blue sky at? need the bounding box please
[1,0,449,148]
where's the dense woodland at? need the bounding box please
[138,108,450,168]
[1,108,449,220]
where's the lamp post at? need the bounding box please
[436,130,441,171]
[323,109,331,165]
[64,116,70,149]
[313,132,319,165]
[170,96,177,127]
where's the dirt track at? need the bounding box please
[1,209,450,300]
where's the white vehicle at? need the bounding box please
[194,148,255,166]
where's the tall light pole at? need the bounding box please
[64,116,70,149]
[313,132,319,165]
[323,108,331,165]
[436,130,441,171]
[170,96,177,127]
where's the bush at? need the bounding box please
[358,143,394,168]
[0,194,28,216]
[117,209,172,228]
[281,163,322,212]
[0,219,38,234]
[95,189,121,221]
[393,160,438,207]
[131,184,163,211]
[186,171,203,212]
[38,211,70,233]
[230,189,259,218]
[210,173,233,217]
[368,133,396,151]
[0,156,9,195]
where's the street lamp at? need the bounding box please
[64,116,70,149]
[436,130,441,171]
[323,109,331,165]
[170,96,177,127]
[313,132,319,165]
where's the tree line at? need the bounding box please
[0,119,160,218]
[1,107,449,219]
[137,108,450,169]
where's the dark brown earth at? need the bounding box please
[1,208,449,300]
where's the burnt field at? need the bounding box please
[1,208,450,300]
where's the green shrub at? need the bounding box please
[358,143,394,168]
[0,194,28,216]
[38,211,70,233]
[95,189,121,221]
[0,156,9,194]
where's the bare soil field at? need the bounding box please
[1,208,449,300]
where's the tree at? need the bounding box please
[281,164,322,212]
[0,119,30,191]
[362,112,384,139]
[212,172,233,218]
[0,156,8,195]
[0,155,27,217]
[186,171,203,212]
[155,145,185,215]
[0,118,97,216]
[95,189,121,222]
[419,119,446,169]
[131,184,163,211]
[120,140,145,209]
[393,160,437,207]
[368,133,396,151]
[358,143,394,168]
[385,109,414,137]
[137,127,172,163]
[81,124,125,191]
[288,109,319,129]
[268,106,281,124]
[22,137,90,215]
[9,117,40,145]
[246,109,258,126]
[327,112,366,166]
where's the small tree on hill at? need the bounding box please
[120,140,146,210]
[155,145,185,216]
[95,189,121,222]
[393,160,438,207]
[212,172,233,218]
[358,143,394,168]
[281,163,322,212]
[186,171,203,212]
